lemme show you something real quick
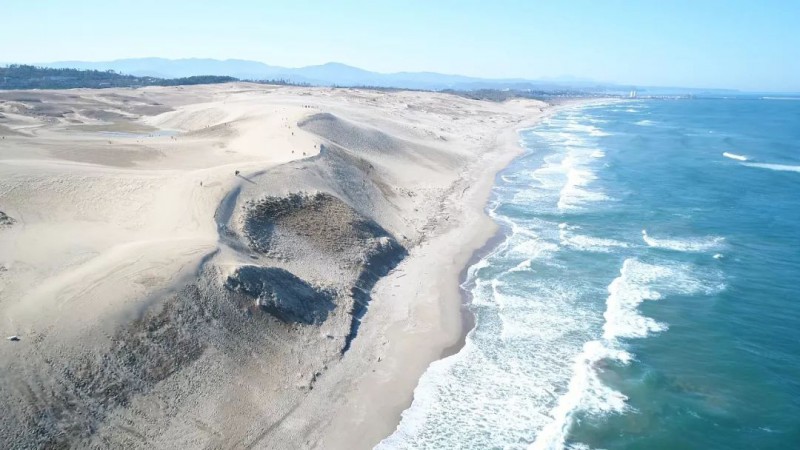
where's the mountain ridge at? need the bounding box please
[36,57,608,90]
[24,57,743,94]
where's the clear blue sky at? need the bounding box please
[3,0,799,91]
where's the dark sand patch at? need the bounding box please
[225,266,336,325]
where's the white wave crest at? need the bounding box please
[590,150,605,158]
[742,162,800,173]
[557,154,609,212]
[603,258,724,343]
[523,149,609,213]
[534,130,588,148]
[603,259,670,340]
[722,152,748,161]
[761,96,800,101]
[510,258,534,272]
[559,223,629,253]
[642,229,725,252]
[531,341,631,450]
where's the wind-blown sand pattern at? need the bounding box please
[0,83,547,449]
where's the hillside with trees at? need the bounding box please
[0,65,238,90]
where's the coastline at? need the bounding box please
[448,99,598,361]
[449,98,608,358]
[310,105,564,450]
[310,99,604,450]
[444,214,506,358]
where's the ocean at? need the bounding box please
[378,97,800,449]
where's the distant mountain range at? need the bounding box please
[26,58,739,95]
[37,58,544,91]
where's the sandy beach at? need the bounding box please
[0,83,549,449]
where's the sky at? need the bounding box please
[3,0,799,92]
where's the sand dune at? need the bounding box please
[0,83,548,448]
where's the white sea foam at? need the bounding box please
[564,123,611,137]
[508,238,560,261]
[510,258,534,272]
[534,129,588,148]
[603,259,670,340]
[532,259,725,450]
[379,224,596,449]
[523,144,610,213]
[642,229,725,252]
[545,119,613,212]
[559,223,629,253]
[761,96,800,101]
[722,151,748,161]
[603,259,724,340]
[531,165,569,190]
[742,162,800,173]
[635,119,655,126]
[556,153,610,212]
[590,150,605,158]
[531,341,631,450]
[529,116,612,214]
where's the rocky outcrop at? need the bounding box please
[0,211,15,227]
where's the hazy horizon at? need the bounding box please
[4,0,800,92]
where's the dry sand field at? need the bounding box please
[0,83,548,449]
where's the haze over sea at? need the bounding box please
[380,97,800,449]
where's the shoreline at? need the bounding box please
[350,98,600,449]
[444,216,507,358]
[311,102,573,450]
[449,100,581,359]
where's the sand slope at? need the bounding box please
[0,83,546,449]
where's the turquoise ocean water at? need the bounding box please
[378,98,800,449]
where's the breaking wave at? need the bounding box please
[642,230,725,252]
[723,152,748,161]
[742,162,800,173]
[532,259,724,449]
